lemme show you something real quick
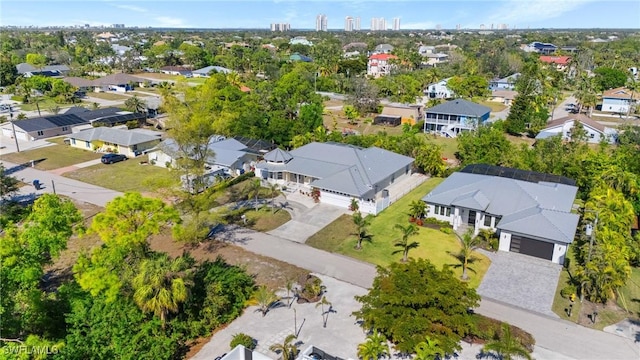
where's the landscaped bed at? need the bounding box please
[307,178,491,288]
[0,144,102,170]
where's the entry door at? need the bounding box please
[468,211,476,225]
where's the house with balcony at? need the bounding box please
[539,56,571,71]
[601,86,639,114]
[424,78,454,99]
[423,99,491,137]
[255,142,414,214]
[367,53,398,77]
[422,164,579,264]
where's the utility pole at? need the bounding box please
[51,180,57,195]
[581,210,598,302]
[9,107,20,153]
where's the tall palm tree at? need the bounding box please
[353,211,373,250]
[245,179,263,211]
[482,323,532,360]
[456,229,481,280]
[414,337,445,360]
[268,182,280,213]
[132,254,194,328]
[250,285,279,317]
[269,334,299,360]
[392,223,420,262]
[357,330,390,360]
[283,278,295,308]
[124,94,147,113]
[315,295,332,328]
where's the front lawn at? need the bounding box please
[479,100,507,113]
[63,155,178,193]
[422,135,458,160]
[306,178,491,288]
[232,207,291,232]
[87,92,129,101]
[18,98,75,112]
[0,144,101,170]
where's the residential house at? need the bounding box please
[418,45,435,55]
[111,44,132,56]
[601,87,639,114]
[367,53,398,77]
[192,65,232,77]
[148,136,258,177]
[159,66,192,76]
[373,43,394,54]
[218,345,271,360]
[91,73,145,92]
[16,63,70,78]
[290,53,313,62]
[74,107,147,127]
[489,90,518,106]
[423,53,448,67]
[380,103,424,125]
[255,142,414,215]
[289,36,313,46]
[0,113,89,141]
[68,127,162,157]
[489,73,520,90]
[539,56,571,71]
[422,164,579,264]
[63,77,95,93]
[535,114,618,144]
[520,41,557,54]
[424,77,454,99]
[342,42,367,51]
[423,99,491,137]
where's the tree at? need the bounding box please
[454,229,481,280]
[344,105,360,122]
[414,143,446,176]
[26,53,47,71]
[353,259,480,353]
[269,334,299,360]
[124,95,147,113]
[357,330,390,360]
[482,323,533,360]
[593,67,628,91]
[245,179,263,211]
[0,163,19,200]
[230,333,256,350]
[505,61,549,135]
[132,253,194,328]
[353,211,373,250]
[414,337,445,360]
[456,122,513,166]
[446,75,490,99]
[315,295,332,328]
[408,200,427,220]
[348,77,380,115]
[392,223,420,262]
[0,55,18,86]
[250,285,279,317]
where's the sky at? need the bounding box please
[1,0,639,30]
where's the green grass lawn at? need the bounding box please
[618,266,640,318]
[237,207,291,232]
[18,98,75,112]
[63,155,178,193]
[479,100,508,113]
[551,248,582,322]
[0,144,102,170]
[422,135,458,160]
[87,92,129,101]
[306,178,491,288]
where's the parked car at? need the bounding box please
[101,153,127,164]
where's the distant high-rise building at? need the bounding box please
[355,17,361,31]
[270,23,291,32]
[479,24,486,30]
[316,14,328,31]
[345,16,354,31]
[392,17,400,31]
[112,24,125,28]
[456,24,461,30]
[371,17,386,31]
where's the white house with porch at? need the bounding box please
[422,165,580,264]
[255,142,414,214]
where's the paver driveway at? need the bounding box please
[477,250,561,317]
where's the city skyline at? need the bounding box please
[1,0,639,29]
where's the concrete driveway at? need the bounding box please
[192,274,368,360]
[477,250,562,317]
[268,203,347,243]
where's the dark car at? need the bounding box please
[101,153,127,164]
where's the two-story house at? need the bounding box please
[423,99,491,137]
[601,87,638,114]
[424,78,454,99]
[367,53,398,77]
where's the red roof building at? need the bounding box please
[367,54,398,77]
[539,56,571,65]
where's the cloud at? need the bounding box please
[114,4,148,13]
[155,16,189,27]
[485,0,595,27]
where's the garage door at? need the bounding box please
[509,235,554,260]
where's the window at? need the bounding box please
[590,133,595,139]
[132,144,138,151]
[85,141,90,148]
[62,126,68,131]
[71,139,76,145]
[277,172,283,180]
[434,205,440,215]
[445,207,451,216]
[439,206,446,216]
[37,131,44,136]
[484,215,492,227]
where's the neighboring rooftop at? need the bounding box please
[425,99,491,117]
[69,127,162,146]
[460,164,576,186]
[603,87,639,99]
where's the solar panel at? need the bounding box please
[460,164,576,186]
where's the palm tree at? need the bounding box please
[250,285,279,317]
[456,229,481,281]
[283,279,295,308]
[124,95,147,113]
[245,179,263,211]
[392,223,420,262]
[482,323,532,360]
[353,211,373,250]
[315,295,332,328]
[349,198,360,212]
[408,200,427,220]
[132,254,194,328]
[414,337,445,360]
[268,182,280,213]
[269,334,299,360]
[357,330,390,360]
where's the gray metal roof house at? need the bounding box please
[422,168,579,264]
[68,127,162,158]
[255,142,414,214]
[423,99,491,138]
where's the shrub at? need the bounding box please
[440,227,453,234]
[415,218,424,226]
[230,333,255,350]
[470,315,535,352]
[560,284,577,299]
[296,274,323,303]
